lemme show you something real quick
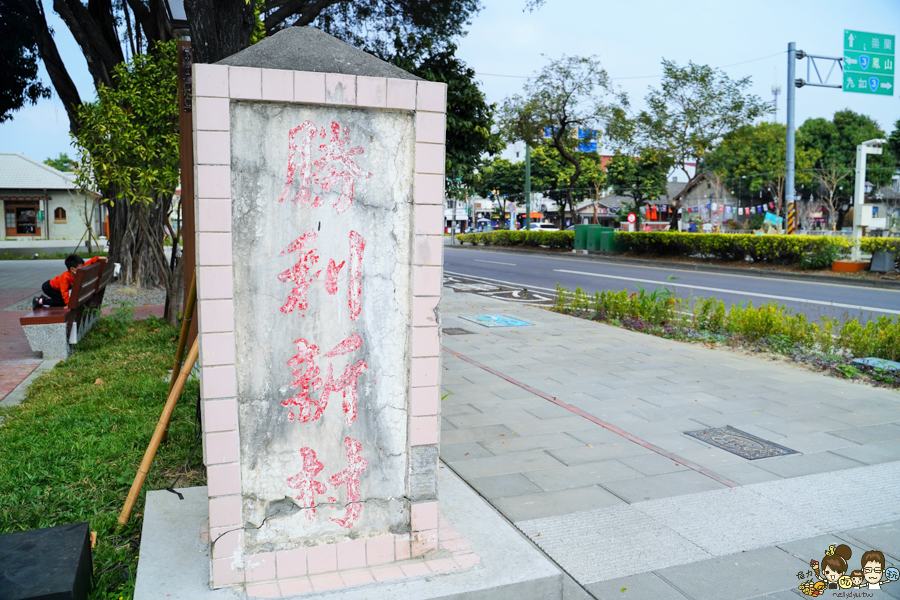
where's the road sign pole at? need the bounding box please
[525,144,532,231]
[785,42,797,232]
[851,139,886,262]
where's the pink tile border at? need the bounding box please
[194,66,448,590]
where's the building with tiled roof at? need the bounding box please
[0,153,103,241]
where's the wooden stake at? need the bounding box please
[168,271,197,394]
[118,337,200,525]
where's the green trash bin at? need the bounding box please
[599,230,626,253]
[574,224,591,251]
[585,226,613,251]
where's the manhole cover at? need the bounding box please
[684,426,798,460]
[460,314,534,328]
[442,328,473,335]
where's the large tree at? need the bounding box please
[0,0,51,122]
[498,55,625,227]
[704,122,820,215]
[611,59,772,179]
[606,148,672,225]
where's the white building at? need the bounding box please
[0,153,104,242]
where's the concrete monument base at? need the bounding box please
[135,466,570,599]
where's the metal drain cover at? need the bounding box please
[443,328,473,335]
[684,426,798,460]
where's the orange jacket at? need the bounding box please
[49,257,103,305]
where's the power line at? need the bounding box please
[475,51,787,81]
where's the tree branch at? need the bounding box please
[264,0,340,34]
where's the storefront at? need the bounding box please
[3,198,45,237]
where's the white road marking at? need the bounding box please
[553,269,900,315]
[474,259,517,266]
[444,271,558,294]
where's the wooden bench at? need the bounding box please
[20,261,115,359]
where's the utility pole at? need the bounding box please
[525,144,532,231]
[785,42,797,227]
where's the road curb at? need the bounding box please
[445,243,900,291]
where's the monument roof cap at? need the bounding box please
[216,26,420,81]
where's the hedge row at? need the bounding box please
[617,232,900,265]
[455,230,575,249]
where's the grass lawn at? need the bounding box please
[0,315,203,599]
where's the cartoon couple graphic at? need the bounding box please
[801,544,899,596]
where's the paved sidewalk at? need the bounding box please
[438,287,900,599]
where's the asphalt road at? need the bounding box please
[444,246,900,323]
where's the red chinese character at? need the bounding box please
[279,121,322,208]
[327,437,369,529]
[277,229,320,315]
[286,447,327,521]
[325,258,345,296]
[321,333,367,425]
[279,120,371,214]
[313,122,371,214]
[348,231,365,320]
[282,338,326,422]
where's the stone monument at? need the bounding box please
[192,27,454,593]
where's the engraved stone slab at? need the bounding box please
[684,426,798,460]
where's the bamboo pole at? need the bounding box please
[118,337,200,525]
[168,272,197,393]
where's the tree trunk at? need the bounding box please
[184,0,255,63]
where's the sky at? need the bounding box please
[2,0,899,170]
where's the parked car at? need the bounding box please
[528,222,560,232]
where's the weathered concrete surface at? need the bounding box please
[217,27,418,80]
[22,322,69,359]
[230,101,415,550]
[135,469,573,600]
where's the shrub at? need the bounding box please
[457,230,575,249]
[617,232,852,265]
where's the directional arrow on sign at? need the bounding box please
[849,33,855,47]
[846,57,858,64]
[882,81,893,89]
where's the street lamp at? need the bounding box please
[851,139,886,262]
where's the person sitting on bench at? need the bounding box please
[33,254,108,309]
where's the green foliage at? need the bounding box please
[457,229,575,248]
[0,0,51,123]
[390,43,499,189]
[611,59,772,176]
[606,148,673,222]
[0,318,202,599]
[616,231,853,265]
[703,122,820,211]
[798,110,897,189]
[72,41,180,207]
[554,284,900,362]
[43,153,77,172]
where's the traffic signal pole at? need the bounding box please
[525,145,532,231]
[785,42,797,230]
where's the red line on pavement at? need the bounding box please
[442,346,739,489]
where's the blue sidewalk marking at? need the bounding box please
[460,314,534,328]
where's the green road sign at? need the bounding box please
[843,50,895,75]
[844,30,894,95]
[844,30,895,54]
[843,72,894,95]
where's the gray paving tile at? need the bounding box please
[843,521,900,563]
[744,591,805,600]
[440,424,516,444]
[441,403,482,416]
[523,460,645,491]
[585,573,690,599]
[753,451,865,478]
[708,462,784,485]
[829,423,900,444]
[773,432,859,454]
[654,546,808,600]
[505,416,601,437]
[830,439,900,466]
[441,417,457,430]
[479,431,584,455]
[566,426,631,445]
[617,453,690,476]
[448,450,565,480]
[547,442,653,465]
[439,442,494,462]
[525,404,579,419]
[775,534,873,576]
[466,473,543,500]
[600,470,729,503]
[493,485,624,522]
